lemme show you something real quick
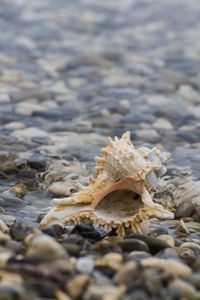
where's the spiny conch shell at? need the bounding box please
[40,131,174,236]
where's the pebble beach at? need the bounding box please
[0,0,200,299]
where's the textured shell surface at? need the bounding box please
[40,131,174,236]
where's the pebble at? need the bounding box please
[156,248,180,260]
[176,200,196,218]
[0,219,9,233]
[181,242,200,251]
[84,284,121,300]
[141,258,192,277]
[42,224,64,238]
[128,234,170,254]
[71,223,102,242]
[10,219,34,241]
[26,234,67,261]
[135,129,160,143]
[95,253,123,271]
[113,261,138,285]
[178,85,200,103]
[128,251,152,261]
[11,127,49,140]
[0,251,13,268]
[5,122,25,130]
[175,247,196,265]
[157,234,175,247]
[118,238,150,253]
[169,278,198,300]
[184,273,200,289]
[76,256,95,274]
[153,118,173,130]
[66,274,90,299]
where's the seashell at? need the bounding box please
[40,132,174,236]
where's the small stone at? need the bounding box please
[67,274,90,299]
[84,284,121,300]
[0,251,13,267]
[136,129,160,143]
[42,224,64,238]
[177,220,190,234]
[181,242,200,251]
[128,251,152,261]
[141,258,192,277]
[26,234,67,261]
[156,248,180,260]
[55,290,72,300]
[176,200,196,218]
[10,219,34,241]
[91,239,121,254]
[11,127,48,140]
[119,238,150,253]
[5,239,26,254]
[175,247,196,265]
[95,253,123,271]
[15,101,46,116]
[145,95,169,107]
[0,219,9,233]
[153,118,173,130]
[178,85,200,103]
[71,223,102,242]
[53,258,75,273]
[27,154,47,170]
[189,106,200,118]
[128,234,170,254]
[76,256,94,274]
[9,183,27,198]
[184,273,200,289]
[0,93,10,103]
[113,261,138,285]
[5,122,25,130]
[169,279,198,300]
[157,234,175,247]
[0,285,30,300]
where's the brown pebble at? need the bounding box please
[113,261,138,285]
[66,274,90,299]
[141,258,191,277]
[95,253,123,271]
[157,234,175,247]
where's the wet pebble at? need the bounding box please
[71,223,102,242]
[0,219,9,233]
[156,248,180,260]
[95,253,123,271]
[157,234,175,247]
[10,219,34,241]
[128,251,152,261]
[66,274,90,299]
[42,224,64,238]
[118,238,150,253]
[169,278,198,300]
[84,284,121,300]
[128,234,170,254]
[141,257,192,277]
[135,129,160,143]
[175,247,196,265]
[76,256,95,274]
[184,272,200,289]
[26,234,67,262]
[175,199,196,218]
[113,261,138,286]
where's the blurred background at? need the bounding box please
[0,0,200,174]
